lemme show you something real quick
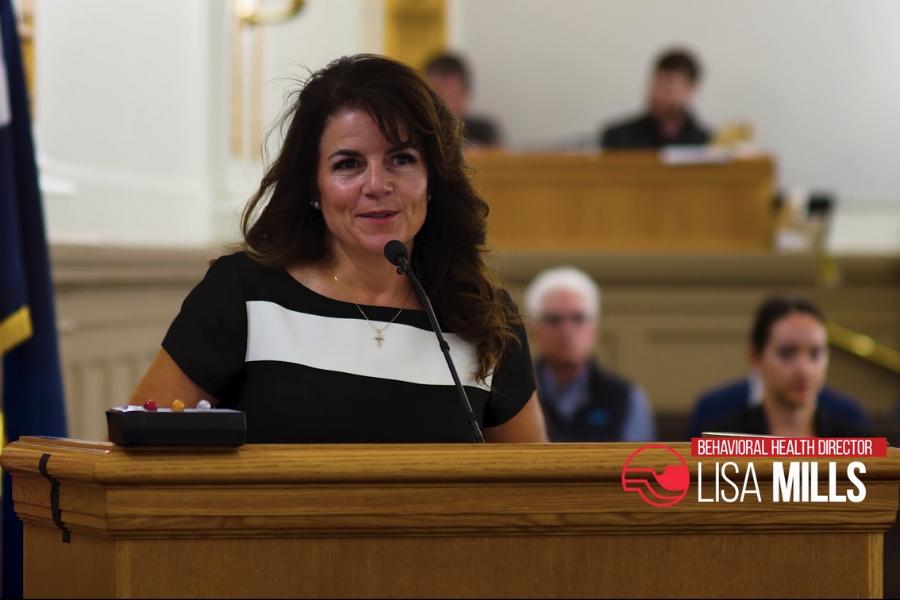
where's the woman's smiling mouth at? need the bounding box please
[358,210,399,221]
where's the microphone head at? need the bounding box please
[383,240,409,267]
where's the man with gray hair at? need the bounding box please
[524,267,655,442]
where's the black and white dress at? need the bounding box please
[162,252,536,443]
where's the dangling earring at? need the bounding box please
[310,200,321,210]
[427,193,433,204]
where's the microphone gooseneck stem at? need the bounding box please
[397,256,485,443]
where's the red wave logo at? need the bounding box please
[621,444,690,507]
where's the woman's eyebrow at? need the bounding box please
[389,141,416,152]
[327,143,415,160]
[327,148,363,160]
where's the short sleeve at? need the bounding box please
[162,254,248,402]
[482,302,537,428]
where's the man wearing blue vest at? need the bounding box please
[525,267,655,442]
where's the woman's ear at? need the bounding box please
[308,187,322,212]
[748,346,762,369]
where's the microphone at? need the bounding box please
[384,240,485,443]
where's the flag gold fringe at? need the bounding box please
[0,306,32,355]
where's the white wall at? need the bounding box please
[35,0,227,245]
[454,0,900,208]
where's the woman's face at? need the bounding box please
[316,107,428,260]
[753,313,829,410]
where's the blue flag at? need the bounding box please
[0,1,68,596]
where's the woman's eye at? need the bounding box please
[333,158,361,171]
[392,152,417,166]
[776,347,795,361]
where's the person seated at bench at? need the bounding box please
[600,47,711,149]
[525,267,655,442]
[424,52,503,148]
[695,296,870,437]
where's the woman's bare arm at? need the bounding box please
[131,352,546,442]
[128,349,217,408]
[483,392,548,443]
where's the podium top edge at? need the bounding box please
[2,437,899,486]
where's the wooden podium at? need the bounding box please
[3,437,899,598]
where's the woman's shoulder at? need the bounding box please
[207,251,335,312]
[496,287,526,329]
[496,287,518,310]
[210,249,254,270]
[198,250,282,294]
[208,250,283,278]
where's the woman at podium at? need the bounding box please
[129,54,547,444]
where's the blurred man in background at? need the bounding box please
[600,47,711,149]
[525,267,655,442]
[424,52,502,148]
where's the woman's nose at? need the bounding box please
[363,163,394,197]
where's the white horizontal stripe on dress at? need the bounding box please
[244,300,491,391]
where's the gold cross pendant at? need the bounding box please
[374,332,384,347]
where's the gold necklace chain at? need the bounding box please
[329,264,411,348]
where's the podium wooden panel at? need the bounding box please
[466,151,776,252]
[3,437,899,598]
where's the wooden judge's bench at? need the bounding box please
[466,150,776,253]
[3,438,900,598]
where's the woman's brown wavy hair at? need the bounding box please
[241,54,518,382]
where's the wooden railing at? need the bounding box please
[828,321,900,376]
